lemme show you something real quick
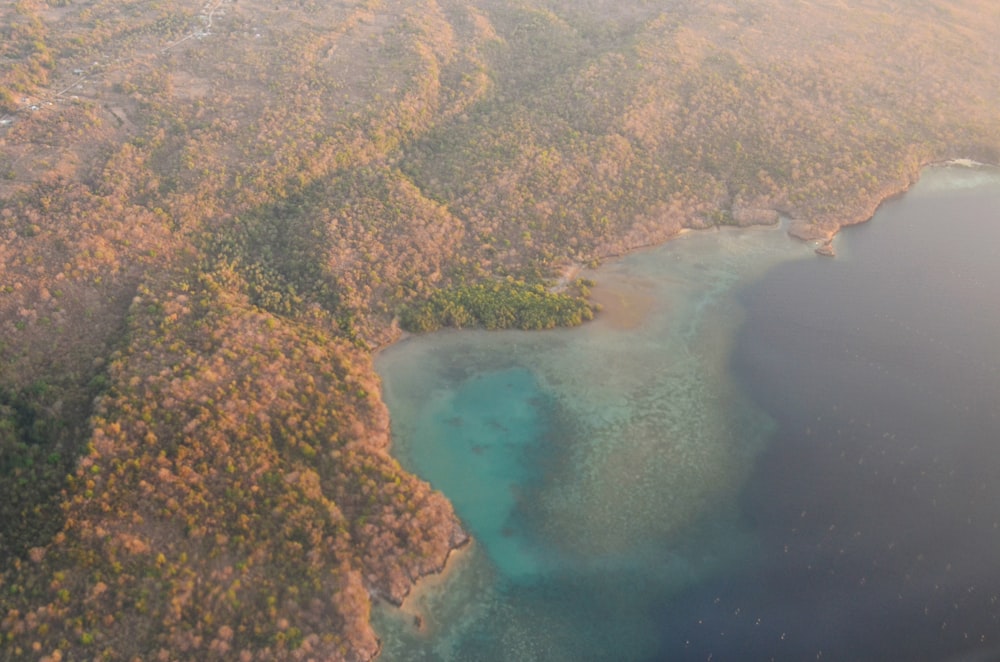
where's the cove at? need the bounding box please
[372,164,1000,661]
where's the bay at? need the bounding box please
[373,164,1000,661]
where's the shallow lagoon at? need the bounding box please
[373,165,1000,661]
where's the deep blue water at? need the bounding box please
[374,165,1000,661]
[665,167,1000,661]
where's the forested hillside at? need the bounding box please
[1,0,998,658]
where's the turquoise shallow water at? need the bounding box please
[373,164,1000,661]
[399,365,553,579]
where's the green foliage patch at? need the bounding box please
[401,279,594,332]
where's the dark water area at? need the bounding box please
[660,167,1000,661]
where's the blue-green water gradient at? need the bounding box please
[373,164,1000,661]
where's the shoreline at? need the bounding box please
[372,157,999,356]
[556,159,1000,271]
[366,157,1000,659]
[788,158,1000,247]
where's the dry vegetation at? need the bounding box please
[1,0,998,658]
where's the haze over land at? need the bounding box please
[1,0,998,659]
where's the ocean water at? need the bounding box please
[373,164,1000,661]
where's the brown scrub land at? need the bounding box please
[1,0,998,659]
